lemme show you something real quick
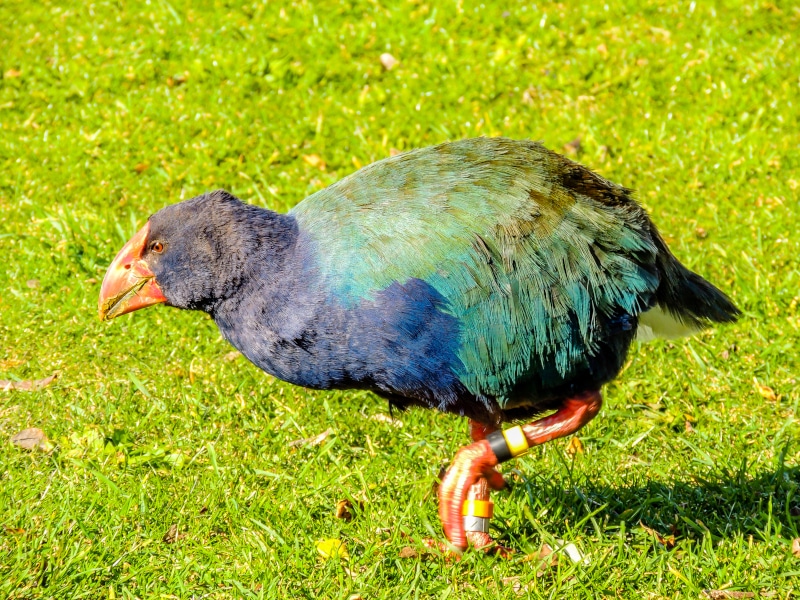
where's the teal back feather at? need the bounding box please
[291,138,660,403]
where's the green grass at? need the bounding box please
[1,0,799,597]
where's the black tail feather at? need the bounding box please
[651,229,741,328]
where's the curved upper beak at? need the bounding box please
[98,222,167,321]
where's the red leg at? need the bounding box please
[463,421,510,553]
[439,390,603,550]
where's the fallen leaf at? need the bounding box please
[0,358,25,370]
[166,73,188,87]
[753,378,778,402]
[684,420,695,434]
[371,413,403,427]
[380,53,399,70]
[565,436,584,458]
[11,428,54,452]
[222,351,241,362]
[640,521,676,549]
[389,148,401,156]
[501,576,527,596]
[335,499,360,522]
[596,43,608,56]
[133,163,149,174]
[522,543,558,575]
[702,591,755,599]
[563,137,582,156]
[399,546,418,558]
[26,279,39,289]
[163,524,185,544]
[556,539,590,564]
[4,69,22,78]
[288,428,333,448]
[3,526,25,535]
[316,538,348,559]
[0,373,57,392]
[792,537,800,558]
[302,154,326,170]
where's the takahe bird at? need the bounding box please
[99,137,739,552]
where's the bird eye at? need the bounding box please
[151,241,164,253]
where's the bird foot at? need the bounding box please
[438,440,506,550]
[418,533,514,559]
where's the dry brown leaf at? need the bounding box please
[4,69,22,78]
[563,137,582,156]
[163,524,185,544]
[166,73,188,87]
[753,378,778,402]
[288,428,333,448]
[522,543,558,575]
[640,521,676,549]
[302,154,326,170]
[380,53,399,70]
[565,436,584,458]
[335,499,356,522]
[10,428,54,452]
[1,373,57,392]
[222,351,241,362]
[4,526,25,535]
[26,279,39,289]
[792,537,800,558]
[399,546,418,558]
[702,591,755,599]
[133,163,149,174]
[501,576,533,596]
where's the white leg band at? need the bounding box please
[463,515,490,533]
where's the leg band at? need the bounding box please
[463,499,493,532]
[486,425,529,464]
[463,515,490,533]
[462,499,493,519]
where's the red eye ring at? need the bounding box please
[151,241,164,253]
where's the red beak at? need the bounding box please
[98,222,167,321]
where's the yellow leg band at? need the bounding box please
[503,425,529,457]
[462,499,494,519]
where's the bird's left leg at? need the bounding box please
[423,421,508,556]
[462,421,512,555]
[439,390,602,551]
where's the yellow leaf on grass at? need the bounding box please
[753,378,778,402]
[302,154,326,170]
[316,538,348,560]
[565,436,584,458]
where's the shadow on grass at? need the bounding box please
[509,460,800,543]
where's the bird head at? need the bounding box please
[98,190,257,320]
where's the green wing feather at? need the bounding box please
[291,138,660,402]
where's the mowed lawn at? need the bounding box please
[1,0,798,597]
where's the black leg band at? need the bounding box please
[486,430,512,463]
